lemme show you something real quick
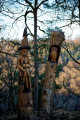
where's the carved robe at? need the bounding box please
[17,55,31,92]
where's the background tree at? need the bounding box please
[0,0,48,110]
[54,0,80,24]
[53,0,79,29]
[24,0,48,110]
[0,49,18,115]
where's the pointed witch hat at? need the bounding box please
[18,27,30,50]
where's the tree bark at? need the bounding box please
[41,30,65,113]
[33,0,39,111]
[79,0,80,24]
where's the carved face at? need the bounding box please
[20,49,28,56]
[51,47,58,52]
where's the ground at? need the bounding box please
[0,109,80,120]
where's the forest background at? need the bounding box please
[0,0,80,119]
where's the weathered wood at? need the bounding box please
[41,29,65,113]
[17,28,34,120]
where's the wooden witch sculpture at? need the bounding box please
[17,27,31,93]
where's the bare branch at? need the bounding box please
[59,22,72,28]
[37,0,48,9]
[25,0,34,10]
[0,50,18,57]
[38,19,45,24]
[25,10,33,16]
[79,0,80,24]
[1,12,14,19]
[30,23,46,33]
[63,79,80,97]
[65,64,80,71]
[14,15,24,23]
[17,1,28,6]
[37,25,45,33]
[62,44,80,65]
[24,10,33,25]
[6,6,25,14]
[55,0,66,4]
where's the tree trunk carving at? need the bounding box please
[41,29,65,113]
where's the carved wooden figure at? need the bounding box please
[17,49,31,93]
[41,29,65,114]
[18,28,33,120]
[50,47,58,61]
[48,45,60,62]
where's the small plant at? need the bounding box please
[56,64,63,77]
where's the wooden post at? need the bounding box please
[41,28,65,113]
[17,28,33,120]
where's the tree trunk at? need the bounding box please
[79,0,80,25]
[41,30,65,113]
[33,0,39,111]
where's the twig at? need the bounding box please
[55,0,66,4]
[62,45,80,65]
[63,78,80,97]
[37,0,48,9]
[0,50,18,57]
[25,0,34,10]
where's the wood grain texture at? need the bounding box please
[17,32,33,120]
[41,30,65,113]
